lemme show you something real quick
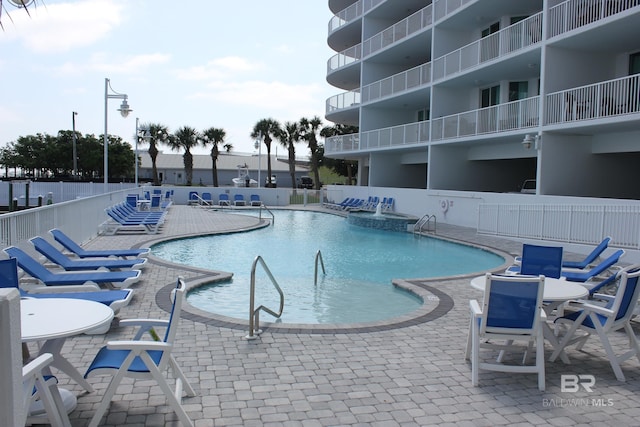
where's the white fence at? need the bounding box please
[478,204,640,249]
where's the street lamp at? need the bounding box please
[135,118,150,187]
[254,132,262,188]
[104,77,132,191]
[72,111,78,179]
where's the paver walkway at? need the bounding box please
[38,205,640,426]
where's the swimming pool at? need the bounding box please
[151,210,504,324]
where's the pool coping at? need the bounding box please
[141,207,515,334]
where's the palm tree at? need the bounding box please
[320,124,359,185]
[201,127,231,187]
[299,116,323,190]
[251,118,281,188]
[145,123,169,185]
[278,121,301,191]
[168,126,199,186]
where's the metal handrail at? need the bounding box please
[314,250,326,286]
[259,204,275,225]
[413,214,436,234]
[246,255,284,340]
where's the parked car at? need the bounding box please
[265,175,277,188]
[298,176,313,189]
[520,179,536,194]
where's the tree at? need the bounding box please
[278,121,301,190]
[299,116,323,189]
[320,124,359,185]
[145,123,169,185]
[169,126,199,186]
[251,118,281,188]
[201,127,231,187]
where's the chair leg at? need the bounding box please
[88,362,132,427]
[596,328,626,381]
[536,329,546,391]
[464,317,473,360]
[471,321,480,386]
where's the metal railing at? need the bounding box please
[361,62,431,104]
[259,204,275,225]
[413,214,436,234]
[246,256,285,340]
[478,204,640,249]
[327,44,362,74]
[432,12,542,82]
[314,250,326,286]
[433,0,476,22]
[326,89,361,114]
[549,0,640,38]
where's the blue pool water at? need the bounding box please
[152,210,504,324]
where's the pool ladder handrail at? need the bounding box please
[259,204,275,225]
[413,214,436,234]
[314,250,326,286]
[246,255,284,340]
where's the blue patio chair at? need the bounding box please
[218,193,230,206]
[0,257,133,315]
[30,237,147,271]
[187,191,199,205]
[84,278,196,427]
[201,192,213,206]
[3,246,141,290]
[465,273,546,390]
[250,194,262,206]
[22,353,73,427]
[550,265,640,381]
[520,244,563,278]
[234,194,246,206]
[125,194,138,208]
[562,249,625,282]
[49,228,150,259]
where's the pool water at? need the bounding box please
[151,210,504,324]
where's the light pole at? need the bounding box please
[72,111,78,179]
[254,132,262,188]
[104,77,132,191]
[135,119,150,187]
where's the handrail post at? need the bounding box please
[314,250,326,286]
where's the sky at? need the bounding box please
[0,0,337,156]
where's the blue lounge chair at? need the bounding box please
[84,278,196,427]
[562,236,611,269]
[187,191,199,205]
[50,228,150,259]
[234,194,246,206]
[30,237,147,271]
[465,273,546,390]
[0,258,133,314]
[4,246,141,289]
[218,193,230,206]
[250,194,262,206]
[562,249,625,282]
[104,206,163,235]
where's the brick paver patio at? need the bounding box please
[35,205,640,426]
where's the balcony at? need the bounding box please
[431,97,540,141]
[325,121,429,155]
[432,13,542,82]
[361,62,431,104]
[329,0,386,33]
[362,4,433,58]
[326,90,361,114]
[433,0,476,22]
[548,0,640,38]
[327,44,362,74]
[545,74,640,125]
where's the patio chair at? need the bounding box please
[187,191,199,205]
[250,194,262,206]
[49,228,150,259]
[30,237,146,271]
[84,278,196,427]
[563,237,611,269]
[520,244,563,278]
[0,257,133,316]
[465,273,546,391]
[550,265,640,381]
[382,197,394,212]
[22,353,73,427]
[3,246,141,290]
[201,192,213,206]
[562,249,625,282]
[234,194,246,206]
[218,193,230,206]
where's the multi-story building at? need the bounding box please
[324,0,640,257]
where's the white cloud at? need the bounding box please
[1,0,124,53]
[55,52,171,76]
[174,57,263,81]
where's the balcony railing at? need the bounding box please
[431,96,540,141]
[546,74,640,125]
[326,90,361,114]
[433,0,476,22]
[327,43,362,73]
[328,0,385,33]
[549,0,640,38]
[432,13,543,81]
[325,122,429,154]
[361,62,432,104]
[362,4,433,58]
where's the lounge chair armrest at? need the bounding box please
[106,340,172,352]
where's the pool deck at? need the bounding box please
[42,205,640,426]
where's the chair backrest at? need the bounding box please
[189,191,198,200]
[583,236,611,265]
[202,192,212,201]
[521,244,563,278]
[589,249,625,276]
[481,273,545,335]
[0,257,19,289]
[30,237,70,267]
[219,194,229,201]
[3,247,53,282]
[125,195,138,207]
[163,278,186,346]
[150,194,161,208]
[250,194,260,201]
[608,265,640,324]
[234,194,244,201]
[50,229,83,254]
